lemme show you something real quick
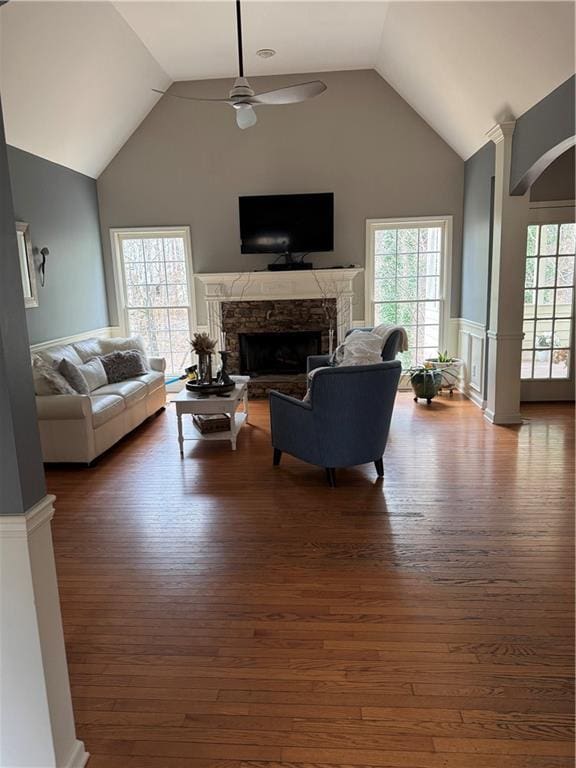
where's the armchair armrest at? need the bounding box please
[35,394,91,421]
[148,357,166,373]
[269,390,312,411]
[307,354,331,373]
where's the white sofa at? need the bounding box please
[33,337,166,463]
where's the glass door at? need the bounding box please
[521,220,575,401]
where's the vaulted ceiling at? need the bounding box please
[1,1,574,178]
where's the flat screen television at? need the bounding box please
[239,193,334,255]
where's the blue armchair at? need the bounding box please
[269,360,401,486]
[307,327,404,374]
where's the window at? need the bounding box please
[366,217,451,369]
[521,223,575,380]
[111,228,195,377]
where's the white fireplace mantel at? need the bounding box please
[195,268,363,345]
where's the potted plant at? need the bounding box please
[408,363,443,404]
[424,350,463,395]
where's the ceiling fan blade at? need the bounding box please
[248,80,327,105]
[152,88,229,103]
[235,104,258,129]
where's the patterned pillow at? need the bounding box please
[100,350,148,384]
[32,358,77,395]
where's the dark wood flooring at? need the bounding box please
[46,393,575,767]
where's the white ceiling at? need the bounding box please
[375,1,576,160]
[113,1,390,81]
[0,1,574,177]
[0,1,170,178]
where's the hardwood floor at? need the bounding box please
[46,393,575,768]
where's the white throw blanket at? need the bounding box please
[332,323,409,367]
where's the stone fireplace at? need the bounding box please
[221,299,334,397]
[195,268,363,398]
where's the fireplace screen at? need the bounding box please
[239,331,322,376]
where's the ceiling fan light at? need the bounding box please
[236,104,258,129]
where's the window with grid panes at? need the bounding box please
[369,223,446,369]
[521,223,575,380]
[116,231,193,376]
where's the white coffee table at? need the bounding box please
[173,376,250,455]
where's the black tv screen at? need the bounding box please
[239,193,334,254]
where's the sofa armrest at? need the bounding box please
[148,357,166,373]
[35,394,91,421]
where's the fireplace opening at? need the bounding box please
[239,331,322,376]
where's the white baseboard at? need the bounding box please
[62,738,89,768]
[30,326,121,354]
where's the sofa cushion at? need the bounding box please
[99,335,147,357]
[94,379,148,406]
[133,370,165,394]
[89,394,126,428]
[39,343,83,368]
[72,337,103,363]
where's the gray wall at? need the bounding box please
[530,146,575,202]
[8,147,109,344]
[511,75,575,195]
[460,142,495,325]
[0,101,46,514]
[97,69,464,324]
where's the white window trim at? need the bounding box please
[110,226,197,371]
[364,215,454,359]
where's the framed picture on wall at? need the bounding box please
[16,221,38,308]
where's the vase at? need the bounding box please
[198,352,213,385]
[410,370,442,404]
[216,350,233,386]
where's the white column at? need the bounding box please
[0,495,88,768]
[484,122,530,425]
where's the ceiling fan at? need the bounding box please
[153,0,327,129]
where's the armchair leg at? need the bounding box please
[273,448,282,466]
[325,468,336,487]
[374,457,384,477]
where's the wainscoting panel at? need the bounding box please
[457,318,486,408]
[30,326,121,354]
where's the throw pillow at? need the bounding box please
[58,358,90,395]
[32,358,77,396]
[79,357,108,391]
[100,350,148,384]
[99,335,148,358]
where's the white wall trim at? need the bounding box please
[30,326,120,354]
[0,494,89,768]
[0,493,55,538]
[456,317,487,409]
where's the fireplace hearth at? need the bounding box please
[239,331,322,377]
